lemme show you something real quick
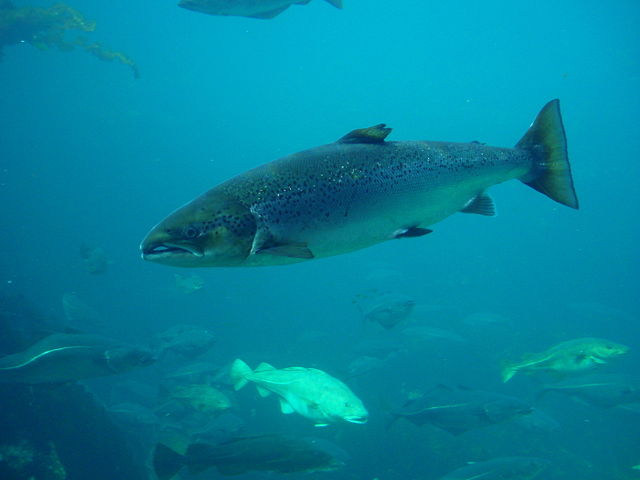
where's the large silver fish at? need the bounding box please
[178,0,342,19]
[140,100,578,268]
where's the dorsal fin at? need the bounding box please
[338,124,392,144]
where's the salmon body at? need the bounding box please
[140,100,578,268]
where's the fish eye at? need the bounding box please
[184,226,199,238]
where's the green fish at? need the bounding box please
[502,337,629,383]
[140,100,578,268]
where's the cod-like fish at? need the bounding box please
[140,100,578,268]
[0,333,156,383]
[388,385,532,435]
[230,359,367,426]
[153,434,344,480]
[178,0,342,19]
[502,337,629,383]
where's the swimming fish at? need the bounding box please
[355,290,415,329]
[153,434,344,480]
[438,457,549,480]
[0,333,156,383]
[538,373,640,408]
[230,359,367,426]
[501,337,629,383]
[389,385,532,435]
[178,0,343,19]
[140,100,578,268]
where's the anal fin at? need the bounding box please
[460,192,496,216]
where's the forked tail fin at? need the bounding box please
[516,99,579,209]
[230,359,253,390]
[501,361,518,383]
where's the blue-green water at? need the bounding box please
[0,1,639,479]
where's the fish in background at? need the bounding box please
[159,383,232,415]
[354,290,415,329]
[230,359,368,426]
[178,0,343,19]
[537,373,640,408]
[152,324,216,359]
[153,434,345,480]
[401,325,467,344]
[437,456,549,480]
[140,100,578,268]
[79,244,110,274]
[173,273,204,294]
[0,333,156,383]
[388,385,532,435]
[501,337,629,383]
[514,407,561,432]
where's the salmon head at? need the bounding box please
[140,192,256,267]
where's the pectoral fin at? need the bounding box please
[280,399,295,414]
[249,215,314,259]
[393,227,433,239]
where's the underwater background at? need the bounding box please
[1,0,639,479]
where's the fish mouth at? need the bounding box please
[140,242,204,260]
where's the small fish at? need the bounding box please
[166,384,232,414]
[153,434,345,480]
[389,385,532,435]
[79,244,110,274]
[502,337,629,383]
[538,373,640,408]
[355,291,415,329]
[178,0,343,19]
[140,100,578,268]
[173,273,204,294]
[438,456,549,480]
[152,324,216,359]
[230,359,367,426]
[0,333,155,383]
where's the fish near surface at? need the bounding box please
[438,456,549,480]
[230,359,367,426]
[178,0,343,19]
[0,333,156,383]
[501,337,629,383]
[389,385,532,435]
[140,100,578,268]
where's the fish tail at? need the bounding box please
[230,358,252,390]
[501,362,518,383]
[153,443,185,480]
[516,99,579,209]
